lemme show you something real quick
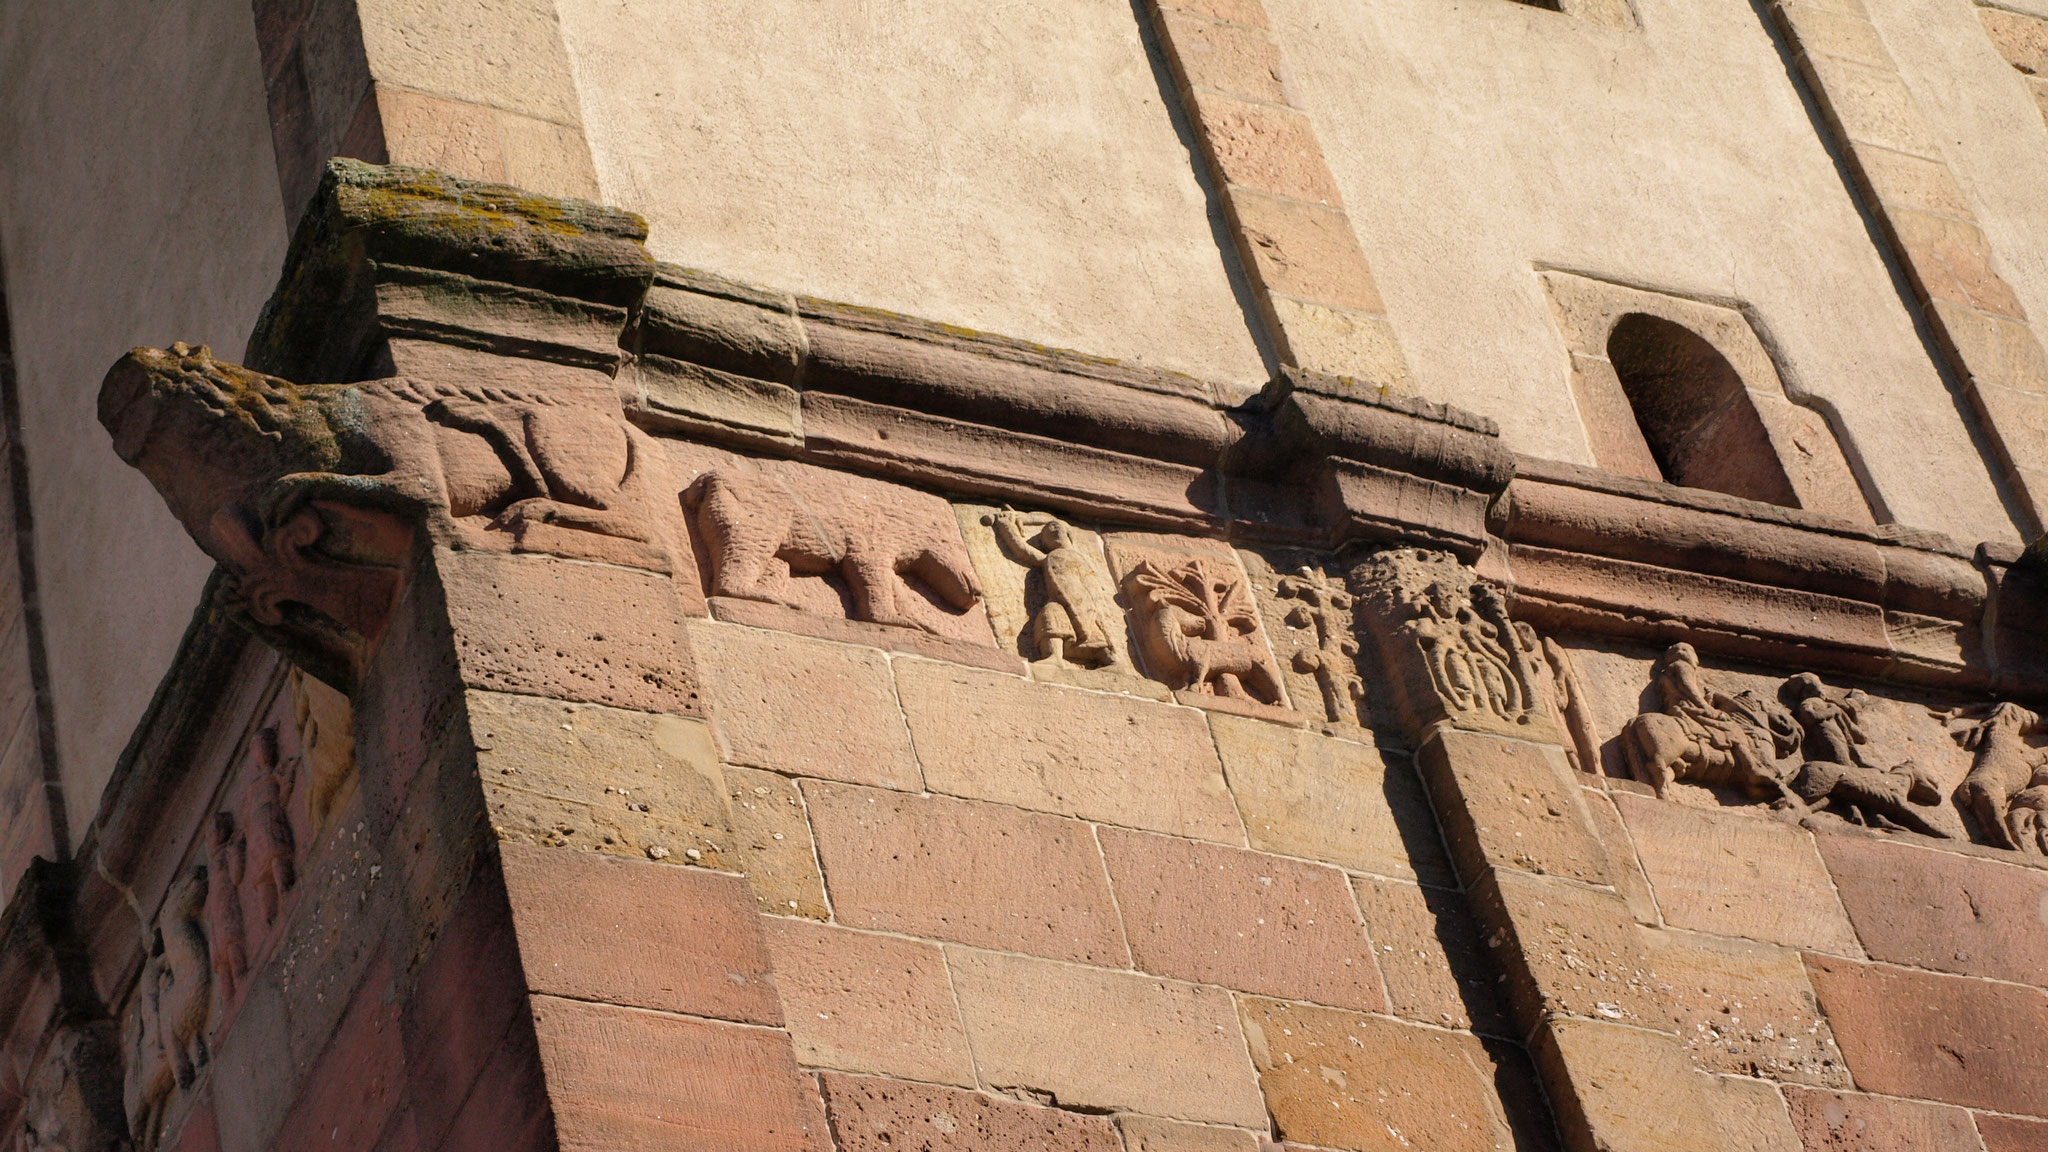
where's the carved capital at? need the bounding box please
[1347,546,1557,742]
[100,343,676,691]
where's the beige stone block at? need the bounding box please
[1115,1116,1262,1152]
[1641,929,1849,1086]
[1561,0,1637,31]
[1702,1076,1801,1152]
[1238,997,1527,1152]
[359,0,586,125]
[1471,867,1667,1032]
[1932,298,2048,395]
[1892,209,2026,319]
[895,659,1243,842]
[1225,189,1383,315]
[1419,729,1613,886]
[947,948,1266,1127]
[1157,6,1287,105]
[1265,296,1415,389]
[820,1074,1122,1152]
[1531,1017,1724,1152]
[726,765,828,919]
[1187,92,1343,206]
[470,691,735,867]
[762,919,976,1087]
[1979,4,2048,75]
[1581,787,1660,926]
[804,782,1129,964]
[1612,794,1861,954]
[1099,827,1385,1010]
[1802,55,1944,160]
[690,622,922,791]
[1351,876,1510,1036]
[1210,714,1452,885]
[1156,0,1271,30]
[1778,3,1891,68]
[493,107,603,201]
[1855,145,1974,220]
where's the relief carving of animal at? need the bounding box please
[1950,702,2048,852]
[98,344,668,687]
[125,867,212,1146]
[1123,557,1285,704]
[684,464,981,631]
[1622,643,1800,800]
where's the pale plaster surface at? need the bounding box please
[1871,0,2048,368]
[553,0,1269,388]
[1267,0,2019,544]
[0,0,289,825]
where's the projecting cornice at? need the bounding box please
[137,160,2047,700]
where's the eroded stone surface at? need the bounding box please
[1640,928,1849,1086]
[726,765,829,919]
[764,920,975,1087]
[1237,997,1525,1152]
[948,948,1265,1127]
[817,1073,1122,1152]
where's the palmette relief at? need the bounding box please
[1273,567,1364,725]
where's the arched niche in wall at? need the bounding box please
[1606,312,1797,506]
[1539,270,1876,523]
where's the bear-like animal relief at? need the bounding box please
[685,463,982,632]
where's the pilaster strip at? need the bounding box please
[1349,548,1730,1152]
[1142,0,1416,389]
[1768,0,2048,533]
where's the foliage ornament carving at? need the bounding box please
[1347,547,1548,738]
[1273,567,1364,723]
[99,343,670,690]
[1121,557,1286,704]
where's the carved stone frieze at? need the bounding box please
[1347,547,1551,739]
[683,457,984,636]
[1272,567,1364,725]
[956,506,1149,696]
[1948,703,2048,854]
[122,867,210,1149]
[1619,646,1976,839]
[1119,555,1287,708]
[99,343,675,690]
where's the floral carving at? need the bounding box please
[1274,567,1363,723]
[1349,547,1546,736]
[1122,557,1285,704]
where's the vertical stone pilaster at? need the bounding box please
[1139,0,1416,389]
[1348,547,1728,1152]
[1767,0,2048,534]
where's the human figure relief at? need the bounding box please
[205,812,249,1007]
[983,510,1119,668]
[1779,673,1950,837]
[244,726,300,928]
[125,867,211,1146]
[1275,567,1364,723]
[1948,702,2048,853]
[1621,643,1801,800]
[1123,557,1286,704]
[684,464,982,631]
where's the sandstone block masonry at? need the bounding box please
[38,161,2048,1152]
